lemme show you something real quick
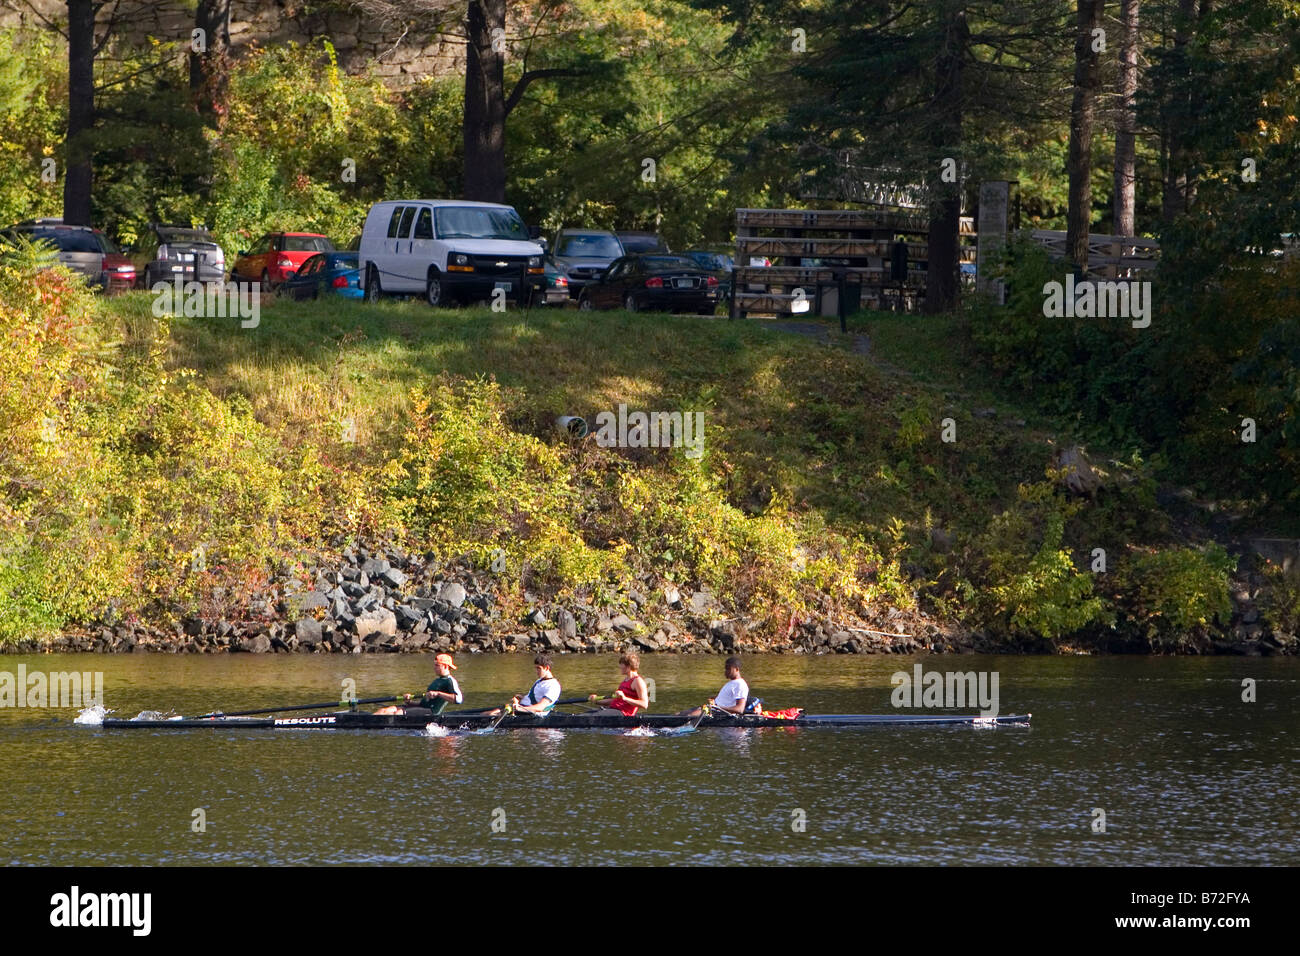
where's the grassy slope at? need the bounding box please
[107,293,1053,552]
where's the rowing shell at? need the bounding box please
[96,711,1032,731]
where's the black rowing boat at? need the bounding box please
[95,710,1031,731]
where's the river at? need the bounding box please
[1,653,1296,866]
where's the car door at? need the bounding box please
[292,254,321,299]
[611,257,638,305]
[595,258,625,307]
[236,235,265,282]
[395,206,420,290]
[410,206,434,290]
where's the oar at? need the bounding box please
[189,694,406,720]
[447,695,597,716]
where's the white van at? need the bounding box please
[358,199,546,306]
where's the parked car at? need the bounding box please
[616,231,671,255]
[577,253,719,313]
[549,228,624,297]
[231,232,334,290]
[358,199,545,307]
[278,252,363,300]
[94,230,136,293]
[0,219,125,292]
[681,248,734,306]
[131,224,225,288]
[533,261,571,306]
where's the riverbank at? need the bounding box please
[9,537,1295,657]
[4,268,1298,654]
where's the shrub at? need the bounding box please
[1111,544,1236,647]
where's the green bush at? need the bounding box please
[1112,544,1236,647]
[976,482,1110,643]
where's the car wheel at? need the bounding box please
[425,271,444,307]
[578,293,594,311]
[365,266,382,302]
[623,293,639,313]
[261,271,273,293]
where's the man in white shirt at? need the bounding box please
[681,657,748,717]
[487,653,561,716]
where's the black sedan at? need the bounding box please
[278,252,362,300]
[577,254,720,314]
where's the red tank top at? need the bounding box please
[612,676,641,716]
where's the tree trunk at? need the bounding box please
[1161,0,1198,221]
[1112,0,1139,236]
[189,0,232,126]
[1066,0,1103,273]
[63,0,95,226]
[923,7,967,314]
[463,0,507,202]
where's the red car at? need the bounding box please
[230,232,335,290]
[94,230,136,294]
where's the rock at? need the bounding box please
[609,614,639,632]
[395,605,423,629]
[663,585,682,609]
[627,590,646,608]
[828,630,853,649]
[380,567,408,589]
[974,407,996,419]
[558,608,577,639]
[361,557,391,576]
[1053,444,1103,496]
[689,590,715,614]
[710,622,737,649]
[530,609,547,627]
[438,581,467,608]
[355,608,398,642]
[544,631,567,650]
[633,631,665,651]
[299,591,329,611]
[295,618,323,646]
[237,634,272,654]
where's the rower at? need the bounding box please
[487,653,561,716]
[680,656,748,717]
[374,653,463,716]
[586,651,650,716]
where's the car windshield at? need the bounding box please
[26,229,102,253]
[283,236,334,252]
[95,233,121,255]
[620,235,666,253]
[557,234,622,258]
[640,256,699,272]
[686,252,730,270]
[436,207,529,241]
[158,229,214,243]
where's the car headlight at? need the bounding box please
[528,255,542,268]
[453,253,469,266]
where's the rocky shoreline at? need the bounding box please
[4,540,1295,656]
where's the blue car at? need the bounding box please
[279,252,362,300]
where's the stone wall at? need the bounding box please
[0,0,465,84]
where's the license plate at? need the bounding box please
[179,254,194,261]
[673,278,693,288]
[494,281,513,292]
